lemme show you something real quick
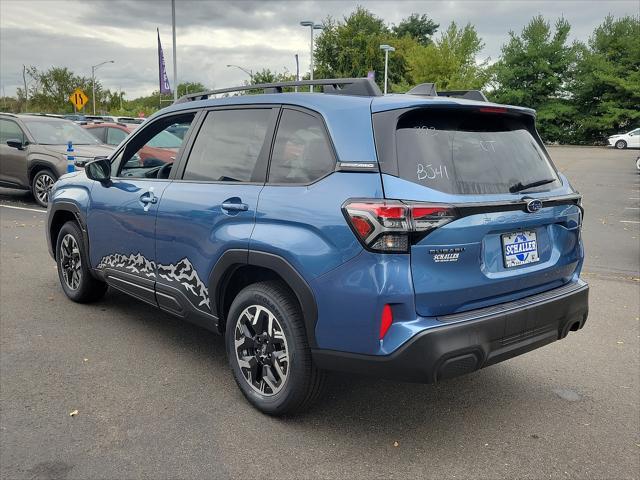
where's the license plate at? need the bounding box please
[502,230,539,268]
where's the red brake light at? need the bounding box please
[479,107,507,114]
[343,200,457,253]
[350,215,373,238]
[379,304,393,339]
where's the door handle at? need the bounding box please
[221,202,248,211]
[140,188,158,212]
[140,193,157,204]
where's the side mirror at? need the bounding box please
[6,139,24,150]
[85,157,111,184]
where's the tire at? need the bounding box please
[636,157,640,171]
[225,280,326,416]
[615,140,627,150]
[31,169,57,207]
[56,221,107,303]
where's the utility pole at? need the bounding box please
[22,65,28,112]
[171,0,178,102]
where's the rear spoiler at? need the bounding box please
[406,83,488,102]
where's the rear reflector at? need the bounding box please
[343,200,457,252]
[380,304,393,339]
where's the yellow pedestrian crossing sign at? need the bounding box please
[69,88,89,110]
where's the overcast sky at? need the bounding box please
[1,0,638,99]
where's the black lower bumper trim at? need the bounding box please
[312,281,589,383]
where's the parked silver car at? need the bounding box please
[0,114,113,206]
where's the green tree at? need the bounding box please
[489,16,580,142]
[177,82,207,97]
[571,15,640,143]
[405,22,489,91]
[392,13,439,46]
[314,7,413,89]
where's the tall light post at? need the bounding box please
[91,60,114,114]
[226,64,253,82]
[300,21,323,92]
[379,45,395,95]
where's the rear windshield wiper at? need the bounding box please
[509,178,556,193]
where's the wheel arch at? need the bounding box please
[47,201,88,261]
[28,161,58,183]
[210,249,319,347]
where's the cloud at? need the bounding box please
[1,0,638,99]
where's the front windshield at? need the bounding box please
[23,119,100,145]
[147,129,183,148]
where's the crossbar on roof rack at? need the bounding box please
[174,78,382,104]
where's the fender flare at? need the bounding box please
[209,249,319,347]
[47,201,88,260]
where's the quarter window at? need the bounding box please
[268,109,335,184]
[183,109,272,182]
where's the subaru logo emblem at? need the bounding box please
[526,199,543,213]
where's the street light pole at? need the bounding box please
[226,64,253,82]
[379,45,395,95]
[91,60,114,115]
[300,21,323,92]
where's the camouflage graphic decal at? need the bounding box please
[97,253,210,311]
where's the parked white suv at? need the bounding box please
[608,128,640,149]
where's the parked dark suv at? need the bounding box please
[0,114,113,206]
[46,79,589,415]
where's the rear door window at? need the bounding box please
[268,109,335,184]
[392,109,559,195]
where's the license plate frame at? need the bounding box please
[501,230,540,268]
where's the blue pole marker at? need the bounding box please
[66,141,75,173]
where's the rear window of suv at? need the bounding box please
[386,108,559,195]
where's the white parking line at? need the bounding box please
[620,220,640,224]
[625,207,640,210]
[0,204,46,214]
[630,198,640,200]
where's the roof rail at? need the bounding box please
[174,78,382,104]
[406,83,488,102]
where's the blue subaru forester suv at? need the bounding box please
[46,78,589,415]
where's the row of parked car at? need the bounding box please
[63,114,145,125]
[0,113,183,206]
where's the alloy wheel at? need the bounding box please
[34,173,55,204]
[59,234,82,290]
[234,305,290,396]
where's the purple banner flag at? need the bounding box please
[157,28,171,94]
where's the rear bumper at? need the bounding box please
[312,280,589,383]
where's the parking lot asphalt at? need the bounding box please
[0,146,638,480]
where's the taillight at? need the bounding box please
[343,200,457,253]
